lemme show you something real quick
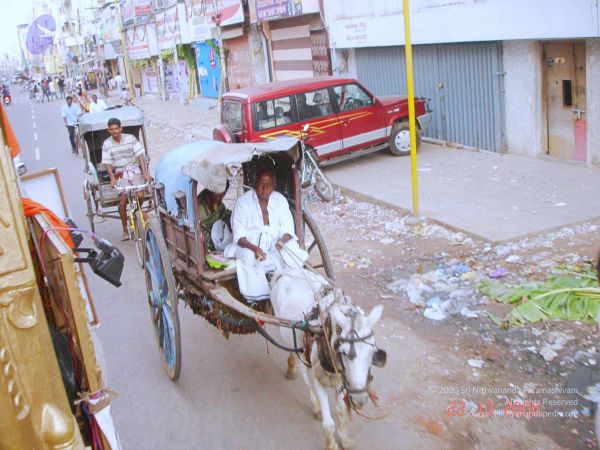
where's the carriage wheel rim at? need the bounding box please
[144,222,180,377]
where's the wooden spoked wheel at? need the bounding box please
[301,209,335,280]
[144,216,182,381]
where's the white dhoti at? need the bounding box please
[227,189,307,302]
[226,230,308,302]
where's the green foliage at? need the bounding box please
[479,263,600,326]
[177,44,197,70]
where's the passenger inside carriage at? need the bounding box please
[224,168,307,302]
[197,181,232,253]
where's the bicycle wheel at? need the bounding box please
[144,215,182,381]
[133,208,145,268]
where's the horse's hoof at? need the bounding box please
[324,442,339,450]
[285,371,297,380]
[314,411,323,421]
[340,437,354,449]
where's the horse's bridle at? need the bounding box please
[332,310,376,396]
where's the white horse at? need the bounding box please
[270,268,386,450]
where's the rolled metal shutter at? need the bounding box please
[356,42,504,152]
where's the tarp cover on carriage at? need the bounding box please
[154,138,300,224]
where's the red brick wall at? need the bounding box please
[225,35,253,90]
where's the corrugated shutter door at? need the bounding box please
[356,43,504,152]
[271,16,314,81]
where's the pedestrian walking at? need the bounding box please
[61,96,82,154]
[49,79,59,101]
[58,75,65,99]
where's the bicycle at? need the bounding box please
[114,182,149,267]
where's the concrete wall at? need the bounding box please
[325,0,600,49]
[586,38,600,166]
[503,41,544,157]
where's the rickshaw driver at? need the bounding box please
[225,169,307,302]
[101,117,151,241]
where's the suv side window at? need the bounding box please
[254,96,294,130]
[334,84,373,112]
[295,88,333,121]
[222,100,243,133]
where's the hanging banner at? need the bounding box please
[191,0,244,27]
[156,6,181,50]
[126,26,150,60]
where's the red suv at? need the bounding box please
[214,76,431,163]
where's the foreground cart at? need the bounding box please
[144,138,334,380]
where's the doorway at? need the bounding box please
[544,42,586,161]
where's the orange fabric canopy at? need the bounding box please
[21,198,75,248]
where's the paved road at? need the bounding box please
[6,91,412,450]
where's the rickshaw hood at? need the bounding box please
[78,106,144,134]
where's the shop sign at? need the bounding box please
[156,6,181,49]
[191,0,244,27]
[256,0,302,21]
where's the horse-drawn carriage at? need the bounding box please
[143,138,386,448]
[79,106,153,234]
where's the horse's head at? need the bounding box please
[330,303,387,409]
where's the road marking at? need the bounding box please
[32,122,36,129]
[35,147,40,160]
[33,132,38,141]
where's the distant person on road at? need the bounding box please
[88,94,108,113]
[101,117,150,241]
[41,78,50,103]
[77,92,90,113]
[58,75,65,99]
[49,78,58,100]
[61,96,82,154]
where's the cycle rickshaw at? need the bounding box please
[79,106,153,261]
[144,138,335,380]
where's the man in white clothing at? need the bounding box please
[88,94,108,113]
[226,168,307,302]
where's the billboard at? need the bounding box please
[26,15,56,55]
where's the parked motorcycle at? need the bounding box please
[299,124,336,202]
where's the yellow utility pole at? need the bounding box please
[403,0,420,217]
[115,0,135,100]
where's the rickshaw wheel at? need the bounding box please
[133,209,145,268]
[144,215,182,381]
[83,184,95,233]
[302,209,335,280]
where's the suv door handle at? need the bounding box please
[342,119,350,126]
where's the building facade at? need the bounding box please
[324,0,600,166]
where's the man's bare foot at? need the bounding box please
[121,232,129,241]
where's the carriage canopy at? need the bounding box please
[154,138,299,221]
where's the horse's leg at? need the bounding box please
[297,357,321,419]
[285,353,297,380]
[311,349,338,450]
[335,391,353,449]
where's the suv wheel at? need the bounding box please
[389,122,421,156]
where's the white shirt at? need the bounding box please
[89,99,108,113]
[61,103,82,126]
[231,189,295,250]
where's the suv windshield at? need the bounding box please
[222,101,243,133]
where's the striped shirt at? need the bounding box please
[101,133,144,167]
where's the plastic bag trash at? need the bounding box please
[489,267,508,278]
[505,255,522,264]
[424,303,447,321]
[426,296,443,307]
[460,307,479,318]
[467,359,484,368]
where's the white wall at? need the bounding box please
[503,41,544,157]
[586,38,600,166]
[325,0,600,49]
